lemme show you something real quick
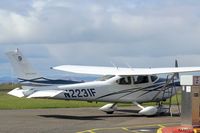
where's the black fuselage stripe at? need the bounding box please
[96,81,180,100]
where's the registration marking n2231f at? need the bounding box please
[64,88,96,98]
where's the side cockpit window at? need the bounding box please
[118,76,131,85]
[134,76,149,84]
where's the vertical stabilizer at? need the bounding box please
[6,49,42,80]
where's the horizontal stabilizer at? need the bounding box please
[27,90,63,98]
[8,88,25,98]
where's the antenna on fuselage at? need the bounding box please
[125,63,134,71]
[110,61,119,70]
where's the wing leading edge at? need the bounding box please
[53,65,200,75]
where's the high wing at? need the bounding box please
[53,65,200,75]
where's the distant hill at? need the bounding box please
[0,76,18,83]
[61,76,98,82]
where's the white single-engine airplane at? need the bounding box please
[7,50,200,116]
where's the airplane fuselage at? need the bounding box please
[52,75,180,103]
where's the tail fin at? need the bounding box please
[6,49,42,80]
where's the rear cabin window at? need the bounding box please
[134,76,149,84]
[118,76,131,85]
[151,75,158,82]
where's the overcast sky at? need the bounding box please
[1,0,200,78]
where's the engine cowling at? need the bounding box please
[138,106,158,116]
[99,103,117,114]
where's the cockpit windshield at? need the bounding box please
[96,75,115,81]
[151,75,158,82]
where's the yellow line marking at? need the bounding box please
[121,127,133,132]
[156,124,165,133]
[156,128,163,133]
[77,130,96,133]
[77,123,179,133]
[191,128,200,133]
[77,127,130,133]
[158,124,165,128]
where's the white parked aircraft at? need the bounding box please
[7,50,200,115]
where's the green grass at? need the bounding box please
[0,83,107,109]
[0,91,107,109]
[0,95,104,109]
[0,83,21,91]
[143,92,181,106]
[0,83,181,109]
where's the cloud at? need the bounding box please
[0,0,200,46]
[0,0,33,15]
[1,0,200,77]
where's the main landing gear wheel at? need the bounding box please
[99,103,117,114]
[106,111,114,114]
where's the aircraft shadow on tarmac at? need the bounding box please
[38,114,142,121]
[38,109,143,120]
[38,109,179,121]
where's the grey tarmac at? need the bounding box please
[0,106,181,133]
